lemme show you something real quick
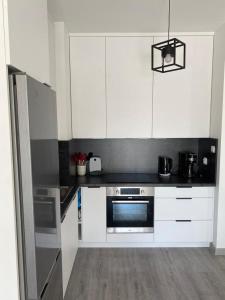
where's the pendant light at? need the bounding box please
[151,0,186,73]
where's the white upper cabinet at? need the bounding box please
[3,0,50,84]
[70,37,106,138]
[106,37,153,138]
[152,35,213,138]
[55,22,72,140]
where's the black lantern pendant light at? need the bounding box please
[151,0,186,73]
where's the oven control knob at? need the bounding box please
[141,189,144,195]
[116,189,119,195]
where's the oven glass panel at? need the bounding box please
[113,203,148,223]
[34,196,56,230]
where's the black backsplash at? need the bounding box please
[58,138,217,182]
[198,138,217,182]
[58,141,70,183]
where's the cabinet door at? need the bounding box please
[61,196,78,296]
[153,36,213,138]
[106,37,153,138]
[55,22,72,140]
[70,37,106,138]
[82,187,106,243]
[4,0,50,84]
[42,253,63,300]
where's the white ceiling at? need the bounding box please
[48,0,225,33]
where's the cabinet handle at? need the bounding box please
[175,220,192,222]
[56,250,60,262]
[40,282,49,299]
[88,186,101,189]
[176,197,192,200]
[112,200,149,204]
[176,186,192,188]
[61,214,66,222]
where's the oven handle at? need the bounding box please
[34,201,54,205]
[112,200,149,204]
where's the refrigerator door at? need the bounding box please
[10,74,62,300]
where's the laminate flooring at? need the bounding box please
[65,248,225,300]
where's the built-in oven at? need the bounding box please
[107,187,154,233]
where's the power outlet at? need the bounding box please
[211,145,216,154]
[203,157,208,165]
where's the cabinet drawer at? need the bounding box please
[154,220,213,243]
[155,187,214,198]
[107,233,154,243]
[155,197,214,221]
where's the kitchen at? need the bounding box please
[1,0,225,300]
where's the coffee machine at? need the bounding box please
[179,152,198,178]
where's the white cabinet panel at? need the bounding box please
[61,195,78,296]
[82,187,106,242]
[70,37,106,138]
[107,233,154,243]
[155,197,214,221]
[4,0,50,84]
[106,37,153,138]
[55,22,72,140]
[48,14,56,91]
[154,221,213,243]
[153,36,213,138]
[155,187,214,198]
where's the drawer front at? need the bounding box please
[155,197,214,221]
[155,187,214,198]
[107,233,154,243]
[154,220,213,243]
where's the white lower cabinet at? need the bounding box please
[154,187,214,244]
[61,193,78,297]
[154,221,213,243]
[82,187,106,243]
[155,197,214,221]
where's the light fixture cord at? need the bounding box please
[168,0,171,41]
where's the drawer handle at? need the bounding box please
[88,186,101,189]
[175,220,192,222]
[176,197,192,200]
[176,186,192,188]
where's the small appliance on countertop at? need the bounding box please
[158,156,173,177]
[89,156,102,176]
[179,151,198,178]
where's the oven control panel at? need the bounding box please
[107,187,154,197]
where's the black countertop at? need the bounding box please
[60,173,215,221]
[61,173,215,188]
[60,185,79,221]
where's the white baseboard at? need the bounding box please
[78,241,210,248]
[210,243,225,255]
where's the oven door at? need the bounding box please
[107,196,154,233]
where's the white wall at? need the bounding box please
[3,0,50,84]
[47,0,225,33]
[0,1,20,299]
[210,23,225,249]
[48,13,56,90]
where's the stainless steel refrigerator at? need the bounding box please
[9,73,63,300]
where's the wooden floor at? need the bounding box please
[65,248,225,300]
